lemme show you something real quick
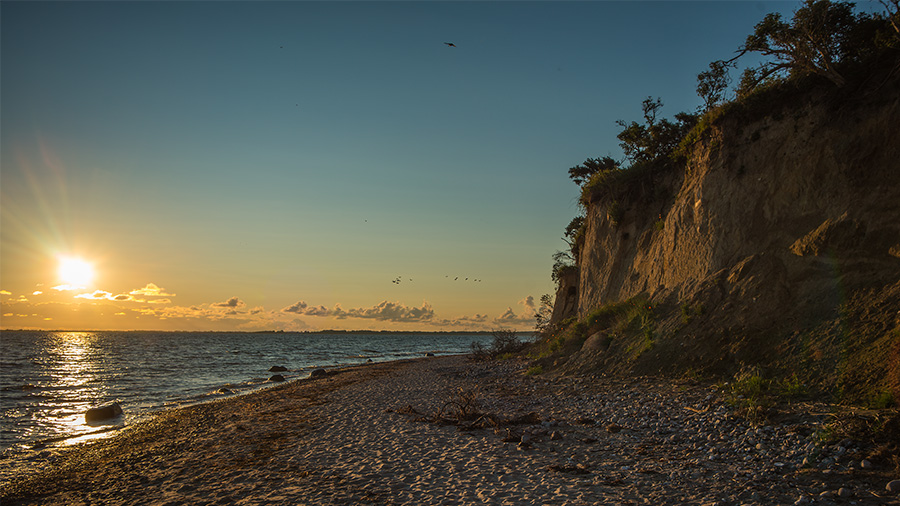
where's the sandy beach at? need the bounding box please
[1,355,897,505]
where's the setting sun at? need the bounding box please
[57,256,95,287]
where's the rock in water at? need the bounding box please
[85,402,123,422]
[309,368,327,379]
[268,374,285,382]
[268,365,288,372]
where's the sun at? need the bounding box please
[57,256,95,287]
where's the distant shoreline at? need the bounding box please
[0,329,521,335]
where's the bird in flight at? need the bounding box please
[444,42,456,48]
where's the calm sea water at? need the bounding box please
[0,330,495,478]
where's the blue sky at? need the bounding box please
[1,1,828,331]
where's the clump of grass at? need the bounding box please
[532,295,657,365]
[525,365,543,376]
[680,302,704,324]
[777,373,807,398]
[867,389,895,409]
[721,366,775,424]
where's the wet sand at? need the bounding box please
[1,355,896,505]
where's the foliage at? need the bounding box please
[867,389,895,409]
[525,365,544,376]
[534,293,555,335]
[680,302,705,324]
[884,0,900,35]
[734,0,895,94]
[531,295,656,363]
[567,156,619,187]
[563,216,586,259]
[721,367,811,424]
[696,60,734,111]
[720,367,776,424]
[470,329,528,361]
[551,251,577,286]
[616,97,698,165]
[606,200,623,226]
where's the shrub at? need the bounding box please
[471,329,527,361]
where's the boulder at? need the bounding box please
[268,365,288,372]
[425,352,435,357]
[309,368,327,379]
[268,374,285,382]
[85,402,123,422]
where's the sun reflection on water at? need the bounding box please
[34,332,118,444]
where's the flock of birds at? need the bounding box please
[391,275,481,285]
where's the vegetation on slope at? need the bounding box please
[533,0,900,409]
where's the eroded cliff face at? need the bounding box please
[579,89,900,316]
[561,78,900,394]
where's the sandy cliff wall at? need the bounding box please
[577,83,900,324]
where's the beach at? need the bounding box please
[1,355,897,505]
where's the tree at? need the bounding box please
[551,250,576,285]
[883,0,900,34]
[616,97,697,165]
[696,60,734,111]
[740,0,873,89]
[563,215,585,259]
[534,294,555,335]
[567,156,619,187]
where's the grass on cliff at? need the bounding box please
[529,295,656,366]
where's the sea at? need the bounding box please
[0,330,497,480]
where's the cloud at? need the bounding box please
[74,290,138,302]
[75,290,114,300]
[518,295,536,314]
[304,305,330,316]
[281,301,308,313]
[281,301,332,317]
[453,313,489,324]
[213,296,244,308]
[130,283,175,297]
[496,307,519,321]
[0,290,11,295]
[493,305,536,326]
[53,284,83,291]
[344,300,435,322]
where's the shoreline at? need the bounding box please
[2,355,897,505]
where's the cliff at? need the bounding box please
[549,74,900,403]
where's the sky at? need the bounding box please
[1,0,838,332]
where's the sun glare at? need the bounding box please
[58,256,95,287]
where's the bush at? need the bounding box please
[471,329,527,361]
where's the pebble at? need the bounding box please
[887,480,900,494]
[860,459,872,469]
